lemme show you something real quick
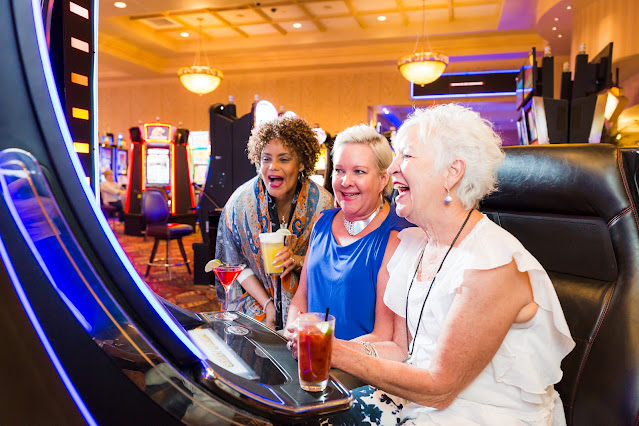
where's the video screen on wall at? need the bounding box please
[146,147,170,186]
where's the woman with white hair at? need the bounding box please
[285,124,412,341]
[324,104,575,424]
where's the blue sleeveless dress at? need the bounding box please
[306,206,412,340]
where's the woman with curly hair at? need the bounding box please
[214,116,333,329]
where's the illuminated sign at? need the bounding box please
[411,69,519,100]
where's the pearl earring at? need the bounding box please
[444,188,453,204]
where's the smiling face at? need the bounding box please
[259,138,304,202]
[332,143,388,221]
[388,126,443,225]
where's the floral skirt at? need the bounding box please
[296,385,416,426]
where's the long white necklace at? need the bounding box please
[343,198,384,236]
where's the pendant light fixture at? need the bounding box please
[398,0,448,86]
[178,18,222,95]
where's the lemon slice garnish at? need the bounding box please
[204,259,222,273]
[317,323,332,335]
[276,228,291,236]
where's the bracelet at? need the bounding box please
[263,297,274,311]
[359,341,379,358]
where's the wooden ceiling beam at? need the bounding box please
[343,0,367,29]
[395,0,410,26]
[292,0,326,32]
[249,4,288,35]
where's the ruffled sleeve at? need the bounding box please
[460,219,576,404]
[384,227,427,317]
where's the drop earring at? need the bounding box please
[444,188,453,204]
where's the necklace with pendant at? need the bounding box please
[343,197,384,236]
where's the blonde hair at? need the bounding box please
[332,124,393,196]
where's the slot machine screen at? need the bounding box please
[100,146,112,174]
[146,147,170,186]
[116,150,128,177]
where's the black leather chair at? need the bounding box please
[480,144,639,425]
[141,188,193,279]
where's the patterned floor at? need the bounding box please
[112,222,222,313]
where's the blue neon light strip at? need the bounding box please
[412,91,516,100]
[90,0,99,197]
[29,0,205,359]
[440,69,520,76]
[0,234,98,426]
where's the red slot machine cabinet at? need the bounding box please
[124,123,196,236]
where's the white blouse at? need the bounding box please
[384,215,575,425]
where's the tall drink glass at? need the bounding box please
[297,313,335,392]
[212,263,245,321]
[259,232,285,275]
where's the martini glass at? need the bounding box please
[212,263,245,321]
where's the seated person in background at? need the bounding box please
[215,116,333,329]
[314,104,575,425]
[100,170,125,218]
[285,124,413,341]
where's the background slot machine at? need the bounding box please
[99,133,115,175]
[188,130,211,203]
[124,123,196,236]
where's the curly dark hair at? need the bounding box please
[247,116,320,179]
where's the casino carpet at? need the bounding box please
[111,222,222,313]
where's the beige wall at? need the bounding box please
[98,59,524,139]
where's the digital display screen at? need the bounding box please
[193,164,208,186]
[100,146,112,174]
[144,124,172,142]
[188,131,210,149]
[146,147,170,186]
[116,150,128,176]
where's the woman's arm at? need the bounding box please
[284,255,309,347]
[352,230,401,343]
[237,274,277,329]
[332,259,534,409]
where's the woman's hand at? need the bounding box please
[274,246,300,278]
[284,321,299,358]
[264,300,276,329]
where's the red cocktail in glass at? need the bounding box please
[297,313,335,392]
[212,263,245,321]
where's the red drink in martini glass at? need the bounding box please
[213,263,245,321]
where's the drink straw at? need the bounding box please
[324,308,330,321]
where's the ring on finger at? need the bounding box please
[286,341,292,350]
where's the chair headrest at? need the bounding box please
[481,144,630,223]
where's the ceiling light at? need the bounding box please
[293,23,302,28]
[178,18,222,95]
[114,2,126,8]
[377,16,387,22]
[180,32,189,38]
[567,6,572,10]
[398,0,448,86]
[552,27,557,31]
[554,17,559,21]
[558,34,563,38]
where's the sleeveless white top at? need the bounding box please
[384,215,575,425]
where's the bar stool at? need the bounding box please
[141,188,193,280]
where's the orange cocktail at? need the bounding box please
[297,313,335,392]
